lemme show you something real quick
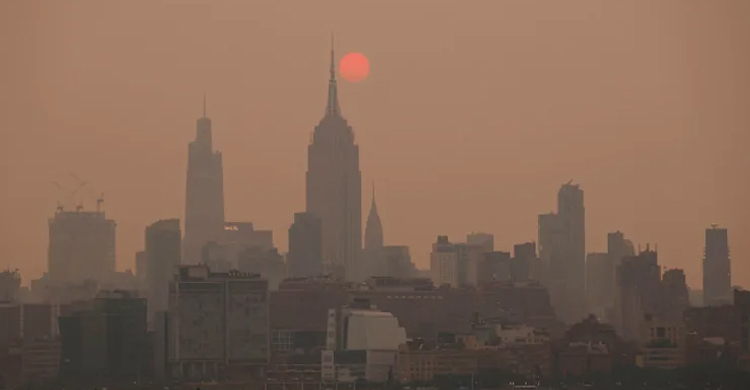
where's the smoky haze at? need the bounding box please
[0,0,748,289]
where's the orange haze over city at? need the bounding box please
[0,0,748,289]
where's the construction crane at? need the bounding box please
[52,179,88,212]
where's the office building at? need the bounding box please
[145,219,181,321]
[48,209,116,284]
[183,97,225,265]
[287,212,324,278]
[703,225,731,306]
[306,43,362,281]
[168,265,269,381]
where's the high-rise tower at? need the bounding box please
[703,225,731,306]
[362,185,384,279]
[364,185,383,251]
[537,183,586,324]
[48,209,116,284]
[305,40,362,281]
[557,182,586,322]
[183,96,225,265]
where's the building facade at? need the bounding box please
[48,210,116,285]
[306,44,362,281]
[145,218,181,321]
[183,99,225,265]
[168,265,269,380]
[703,225,731,306]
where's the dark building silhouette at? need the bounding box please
[47,209,116,285]
[703,225,731,306]
[606,231,635,304]
[305,42,362,281]
[538,183,586,323]
[364,186,384,251]
[237,246,286,290]
[145,219,181,321]
[183,97,225,265]
[477,251,511,284]
[287,212,323,278]
[362,186,384,279]
[0,270,21,303]
[467,232,494,254]
[59,290,147,386]
[585,252,609,315]
[538,212,563,288]
[381,246,416,278]
[511,242,536,281]
[615,247,661,341]
[557,183,586,321]
[660,268,690,318]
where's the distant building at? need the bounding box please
[183,97,225,265]
[606,231,635,304]
[202,222,274,272]
[467,232,494,254]
[703,225,731,306]
[511,242,536,281]
[167,265,269,381]
[0,303,61,345]
[306,43,362,281]
[321,298,406,383]
[585,252,610,317]
[135,250,147,286]
[381,246,417,278]
[58,290,147,385]
[287,212,323,278]
[660,269,690,318]
[145,219,181,322]
[615,247,661,341]
[559,183,587,323]
[430,236,459,287]
[477,251,511,284]
[637,315,686,370]
[0,270,21,303]
[48,209,116,285]
[237,246,286,290]
[362,187,385,280]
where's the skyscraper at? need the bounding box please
[703,225,731,306]
[606,231,635,304]
[287,212,323,278]
[305,42,362,280]
[467,232,494,254]
[537,182,586,323]
[145,219,181,322]
[558,183,586,307]
[47,209,116,285]
[362,186,384,279]
[183,97,225,265]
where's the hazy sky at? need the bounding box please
[1,0,748,289]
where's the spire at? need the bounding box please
[325,34,341,117]
[365,181,383,250]
[203,93,207,118]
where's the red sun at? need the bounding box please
[339,52,370,83]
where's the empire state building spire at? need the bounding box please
[325,35,341,117]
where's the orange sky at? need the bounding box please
[1,0,748,289]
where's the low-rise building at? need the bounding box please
[637,315,686,369]
[322,299,406,383]
[168,266,269,381]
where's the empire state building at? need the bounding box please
[306,43,362,280]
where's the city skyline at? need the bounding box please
[1,1,748,290]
